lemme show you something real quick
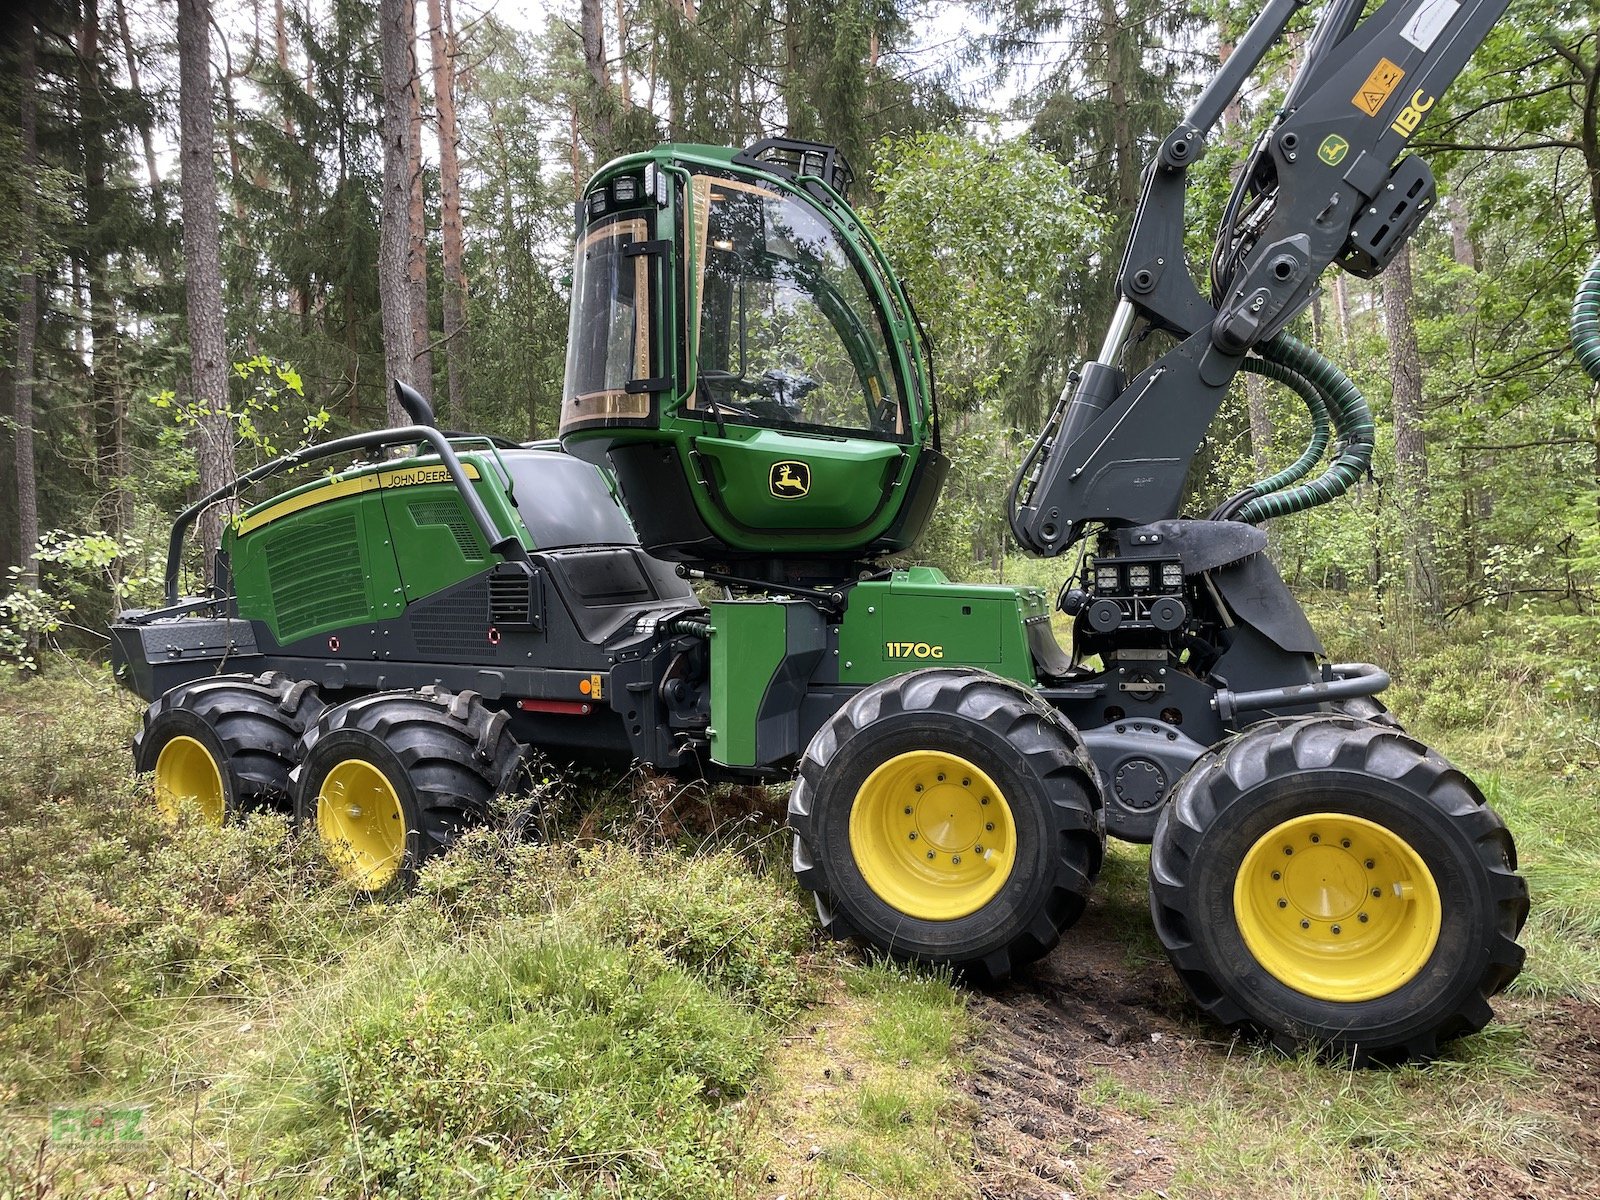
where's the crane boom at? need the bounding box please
[1009,0,1511,555]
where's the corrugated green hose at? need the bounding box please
[1574,254,1600,384]
[1234,330,1375,524]
[1238,356,1331,498]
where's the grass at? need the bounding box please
[0,666,974,1199]
[2,583,1598,1197]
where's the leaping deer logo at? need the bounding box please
[770,461,810,498]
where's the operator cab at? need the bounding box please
[560,139,948,576]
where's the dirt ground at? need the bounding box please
[962,890,1600,1200]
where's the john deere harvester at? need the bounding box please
[118,0,1554,1061]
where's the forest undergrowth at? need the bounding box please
[0,587,1596,1199]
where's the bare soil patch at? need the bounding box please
[962,889,1600,1199]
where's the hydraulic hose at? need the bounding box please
[1232,331,1375,524]
[1208,355,1330,521]
[1237,356,1332,499]
[1574,254,1600,384]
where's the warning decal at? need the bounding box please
[1352,57,1406,117]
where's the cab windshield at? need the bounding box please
[686,174,905,440]
[560,215,653,436]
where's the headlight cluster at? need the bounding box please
[1090,558,1185,595]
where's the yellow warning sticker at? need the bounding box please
[1352,57,1405,117]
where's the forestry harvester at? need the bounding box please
[123,0,1600,1062]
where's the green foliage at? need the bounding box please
[282,937,764,1199]
[870,130,1104,570]
[870,129,1105,414]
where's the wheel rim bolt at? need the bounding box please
[952,855,962,864]
[985,823,994,832]
[1277,899,1288,909]
[1341,839,1351,849]
[1331,925,1341,934]
[937,773,946,782]
[1310,834,1320,844]
[914,784,923,793]
[962,778,971,787]
[1300,919,1311,929]
[1365,859,1375,869]
[926,851,935,860]
[981,797,990,806]
[908,832,917,841]
[904,806,913,815]
[348,806,363,819]
[1371,887,1382,898]
[974,845,984,855]
[1358,913,1369,923]
[1271,870,1281,881]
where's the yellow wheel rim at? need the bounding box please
[153,735,226,827]
[316,759,407,889]
[1234,812,1442,1002]
[849,751,1016,921]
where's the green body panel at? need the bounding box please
[227,451,530,644]
[836,568,1042,687]
[708,599,791,767]
[231,493,405,644]
[694,427,905,536]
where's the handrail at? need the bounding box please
[165,424,532,605]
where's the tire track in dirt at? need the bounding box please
[961,890,1600,1199]
[965,887,1199,1199]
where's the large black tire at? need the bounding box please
[1149,716,1527,1063]
[788,668,1104,980]
[133,671,324,825]
[290,687,528,893]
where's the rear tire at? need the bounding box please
[290,687,528,892]
[133,671,324,825]
[789,668,1104,980]
[1149,716,1527,1063]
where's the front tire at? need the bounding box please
[789,668,1104,979]
[133,671,324,825]
[291,687,528,892]
[1149,716,1527,1062]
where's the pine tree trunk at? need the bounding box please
[408,44,432,395]
[178,0,238,588]
[614,0,632,106]
[1382,245,1437,614]
[113,0,169,244]
[378,0,418,423]
[14,15,41,616]
[428,0,469,425]
[80,0,132,545]
[582,0,612,150]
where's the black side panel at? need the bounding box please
[606,441,723,561]
[754,604,829,767]
[111,617,261,700]
[543,547,695,644]
[872,446,951,553]
[500,450,641,549]
[1212,554,1324,655]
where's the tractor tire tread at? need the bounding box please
[133,671,324,812]
[789,667,1104,981]
[1150,715,1527,1063]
